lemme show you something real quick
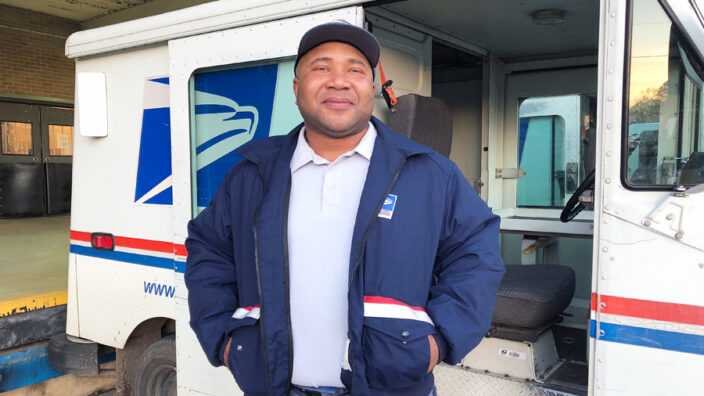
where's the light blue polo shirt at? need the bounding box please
[287,123,376,387]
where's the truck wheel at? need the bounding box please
[134,334,176,396]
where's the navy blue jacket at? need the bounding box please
[185,117,505,396]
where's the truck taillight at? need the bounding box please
[91,233,115,251]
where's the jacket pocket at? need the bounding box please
[362,317,435,390]
[228,323,268,394]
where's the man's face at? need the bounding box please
[293,42,375,138]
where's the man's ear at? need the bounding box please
[293,77,299,105]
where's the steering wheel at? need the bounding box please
[560,169,595,223]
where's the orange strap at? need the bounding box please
[378,60,389,84]
[378,60,397,107]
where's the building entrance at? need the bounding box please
[0,102,73,217]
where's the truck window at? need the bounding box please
[625,0,704,187]
[517,94,593,208]
[189,59,301,214]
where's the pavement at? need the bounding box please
[0,215,70,301]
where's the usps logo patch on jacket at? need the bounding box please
[378,194,397,219]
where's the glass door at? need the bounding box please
[41,106,74,215]
[0,102,73,217]
[0,102,43,217]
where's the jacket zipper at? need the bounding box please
[253,165,274,396]
[349,158,407,285]
[282,174,294,393]
[346,157,407,377]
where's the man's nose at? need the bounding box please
[326,68,350,89]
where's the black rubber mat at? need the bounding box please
[543,326,589,394]
[553,325,588,362]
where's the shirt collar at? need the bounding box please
[290,122,377,172]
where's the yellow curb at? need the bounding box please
[0,290,68,317]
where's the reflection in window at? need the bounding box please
[190,58,302,215]
[626,0,704,186]
[517,95,594,208]
[49,125,74,156]
[1,121,33,155]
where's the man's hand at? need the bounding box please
[223,337,232,368]
[427,335,439,373]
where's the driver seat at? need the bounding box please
[389,94,576,334]
[389,93,577,379]
[490,264,575,341]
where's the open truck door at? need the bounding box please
[168,7,368,395]
[590,0,704,393]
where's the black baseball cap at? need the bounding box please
[294,21,380,76]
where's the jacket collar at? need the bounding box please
[290,122,377,172]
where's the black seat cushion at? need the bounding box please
[388,94,453,157]
[492,264,576,329]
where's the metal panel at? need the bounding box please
[66,0,369,58]
[69,45,172,241]
[73,254,175,348]
[434,363,579,396]
[460,330,560,382]
[68,44,175,352]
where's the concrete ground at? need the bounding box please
[0,215,70,301]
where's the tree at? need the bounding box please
[629,83,668,123]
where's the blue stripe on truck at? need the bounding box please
[70,244,174,270]
[590,320,704,355]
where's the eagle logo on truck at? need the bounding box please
[192,65,278,210]
[134,64,278,208]
[193,90,259,171]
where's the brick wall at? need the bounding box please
[0,5,80,101]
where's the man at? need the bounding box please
[185,21,504,396]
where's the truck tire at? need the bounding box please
[134,334,176,396]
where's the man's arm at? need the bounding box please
[185,170,248,368]
[426,164,505,364]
